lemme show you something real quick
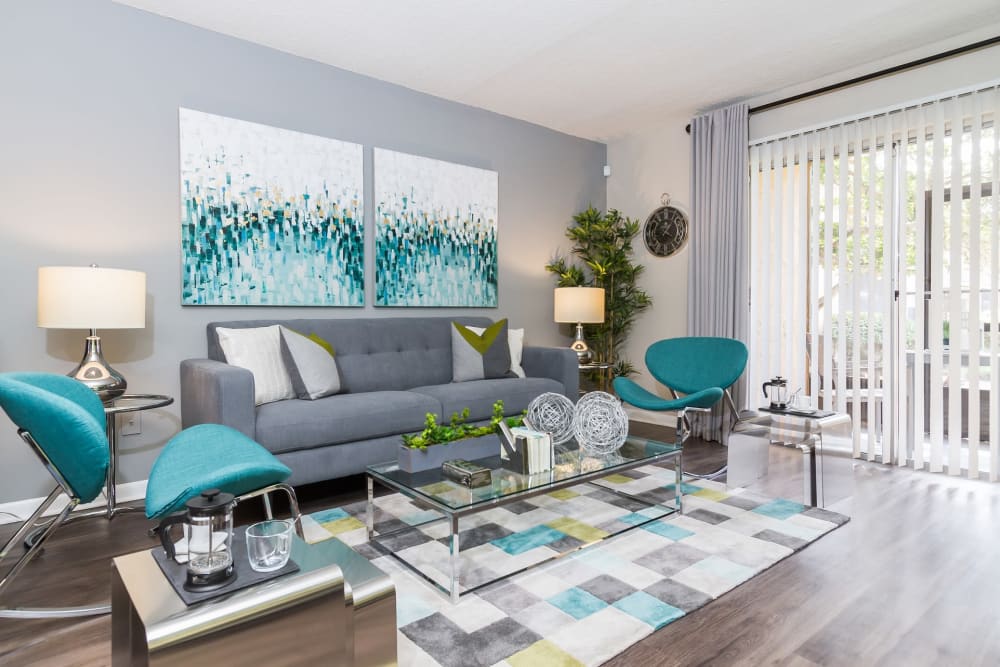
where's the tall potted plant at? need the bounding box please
[546,207,652,377]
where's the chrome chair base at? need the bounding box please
[0,484,112,619]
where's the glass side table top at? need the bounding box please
[367,436,680,512]
[104,393,173,415]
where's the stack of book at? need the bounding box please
[497,422,553,474]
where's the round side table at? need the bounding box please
[102,394,173,518]
[578,362,613,394]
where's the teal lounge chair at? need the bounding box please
[0,373,302,619]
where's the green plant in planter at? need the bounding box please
[402,400,524,450]
[546,206,652,377]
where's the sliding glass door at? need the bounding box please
[897,93,999,477]
[750,85,1000,479]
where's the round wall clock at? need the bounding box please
[643,193,689,258]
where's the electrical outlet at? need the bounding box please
[120,413,141,436]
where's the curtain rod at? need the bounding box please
[684,34,1000,134]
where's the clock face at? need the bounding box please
[643,205,689,257]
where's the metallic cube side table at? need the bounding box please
[730,409,853,508]
[112,535,397,666]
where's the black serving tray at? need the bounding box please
[152,525,299,606]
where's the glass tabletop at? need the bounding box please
[367,435,681,512]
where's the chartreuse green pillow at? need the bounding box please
[451,319,514,382]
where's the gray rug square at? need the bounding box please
[374,517,411,535]
[634,542,711,578]
[547,534,586,552]
[686,508,733,525]
[478,582,542,616]
[466,617,543,666]
[583,487,651,511]
[644,578,714,612]
[374,527,434,552]
[754,528,808,550]
[501,500,539,515]
[803,507,850,525]
[632,486,678,505]
[720,495,765,510]
[435,522,513,551]
[578,573,638,604]
[400,613,470,667]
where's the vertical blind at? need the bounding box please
[749,83,1000,479]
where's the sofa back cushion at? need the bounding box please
[207,317,493,393]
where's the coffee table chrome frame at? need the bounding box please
[366,448,683,604]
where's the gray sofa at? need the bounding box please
[180,317,578,486]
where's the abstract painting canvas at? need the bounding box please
[374,148,498,307]
[180,108,364,306]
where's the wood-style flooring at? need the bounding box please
[1,422,998,666]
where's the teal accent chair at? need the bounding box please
[0,373,302,619]
[613,337,749,479]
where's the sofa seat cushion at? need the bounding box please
[255,391,441,454]
[410,377,564,422]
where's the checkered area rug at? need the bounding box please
[300,464,849,667]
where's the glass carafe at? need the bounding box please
[159,488,236,591]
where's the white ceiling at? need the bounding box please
[117,0,1000,141]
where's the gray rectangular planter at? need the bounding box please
[397,434,500,473]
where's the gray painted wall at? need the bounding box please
[0,0,606,504]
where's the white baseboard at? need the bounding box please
[624,405,678,426]
[0,480,148,525]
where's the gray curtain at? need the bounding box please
[688,102,750,442]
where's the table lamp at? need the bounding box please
[554,286,605,363]
[37,265,146,403]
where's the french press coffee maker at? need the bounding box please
[159,488,236,591]
[762,376,790,410]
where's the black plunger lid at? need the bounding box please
[184,488,235,517]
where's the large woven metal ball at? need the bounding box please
[572,391,628,455]
[525,392,576,445]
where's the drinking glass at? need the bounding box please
[246,520,293,572]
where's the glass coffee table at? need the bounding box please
[366,435,683,603]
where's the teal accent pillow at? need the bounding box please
[451,319,514,382]
[0,373,109,503]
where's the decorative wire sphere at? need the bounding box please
[572,391,629,455]
[525,392,576,445]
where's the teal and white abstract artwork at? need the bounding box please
[180,108,364,306]
[374,148,498,307]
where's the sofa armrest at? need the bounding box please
[521,346,579,400]
[180,359,256,439]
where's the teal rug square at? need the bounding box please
[752,498,807,520]
[643,522,694,541]
[492,525,566,555]
[613,591,685,629]
[400,509,441,526]
[663,482,703,494]
[548,587,608,620]
[311,507,350,523]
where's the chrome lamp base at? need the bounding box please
[569,323,593,364]
[69,333,126,403]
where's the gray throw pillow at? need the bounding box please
[279,326,342,399]
[451,319,514,382]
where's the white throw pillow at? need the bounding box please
[216,326,295,406]
[468,325,525,378]
[279,326,341,400]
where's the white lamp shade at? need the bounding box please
[554,287,605,324]
[38,266,146,330]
